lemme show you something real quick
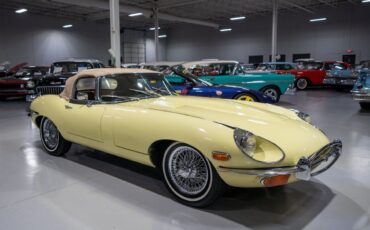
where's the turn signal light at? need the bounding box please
[261,174,290,187]
[212,152,231,161]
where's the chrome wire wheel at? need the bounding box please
[167,146,209,195]
[41,118,59,151]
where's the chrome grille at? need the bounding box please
[36,86,65,95]
[307,140,342,176]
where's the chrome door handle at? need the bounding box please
[65,105,72,109]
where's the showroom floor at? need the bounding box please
[0,89,369,230]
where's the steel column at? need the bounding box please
[154,6,159,62]
[109,0,121,67]
[271,0,278,62]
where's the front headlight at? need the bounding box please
[290,109,312,124]
[26,80,35,88]
[233,128,285,163]
[234,128,256,157]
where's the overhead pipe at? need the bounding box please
[48,0,219,29]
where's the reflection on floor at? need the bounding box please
[0,89,370,230]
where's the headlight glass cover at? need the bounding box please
[233,128,257,157]
[233,128,285,163]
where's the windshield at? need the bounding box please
[325,63,347,70]
[257,64,272,71]
[143,65,169,72]
[15,67,48,76]
[99,73,175,102]
[51,62,93,74]
[297,62,323,70]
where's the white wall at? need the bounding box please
[145,31,167,62]
[0,8,111,66]
[166,4,370,63]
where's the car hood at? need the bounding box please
[127,96,329,158]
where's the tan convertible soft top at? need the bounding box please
[59,68,158,100]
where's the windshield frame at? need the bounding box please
[96,72,176,104]
[169,65,213,86]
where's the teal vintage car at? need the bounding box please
[351,70,370,110]
[182,60,295,102]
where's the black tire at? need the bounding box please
[0,96,7,101]
[261,86,280,103]
[40,117,71,156]
[360,102,370,110]
[295,78,309,90]
[234,92,258,102]
[162,142,225,207]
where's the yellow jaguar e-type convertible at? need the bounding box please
[30,68,342,207]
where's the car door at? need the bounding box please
[63,76,105,142]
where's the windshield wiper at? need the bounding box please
[129,89,160,97]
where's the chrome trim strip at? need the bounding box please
[218,140,342,180]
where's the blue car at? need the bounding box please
[322,62,357,87]
[165,66,274,103]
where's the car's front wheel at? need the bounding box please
[162,142,225,207]
[234,93,257,102]
[40,117,71,156]
[360,102,370,110]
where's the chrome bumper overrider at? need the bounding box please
[218,140,342,181]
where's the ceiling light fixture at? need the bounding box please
[219,28,232,32]
[62,24,73,28]
[15,8,27,14]
[309,17,327,22]
[149,27,161,30]
[361,0,370,2]
[129,12,143,17]
[158,35,167,38]
[230,16,246,21]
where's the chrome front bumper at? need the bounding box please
[351,92,370,102]
[323,77,357,86]
[218,140,342,181]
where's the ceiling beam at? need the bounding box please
[47,0,219,28]
[158,0,205,10]
[282,0,315,13]
[317,0,336,7]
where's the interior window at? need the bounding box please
[74,77,96,101]
[165,74,188,86]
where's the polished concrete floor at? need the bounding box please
[0,89,370,230]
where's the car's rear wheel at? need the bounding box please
[360,102,370,110]
[296,78,309,90]
[234,93,257,102]
[40,117,71,156]
[261,86,280,103]
[162,142,225,207]
[0,96,7,101]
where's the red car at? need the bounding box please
[0,77,32,100]
[259,61,351,90]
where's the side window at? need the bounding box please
[74,77,96,101]
[218,64,235,75]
